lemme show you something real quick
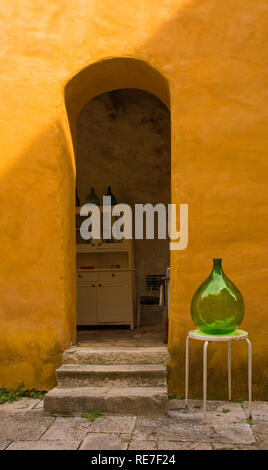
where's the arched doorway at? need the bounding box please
[75,88,170,343]
[64,59,171,345]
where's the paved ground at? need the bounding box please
[0,398,267,450]
[77,324,164,347]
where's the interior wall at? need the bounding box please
[76,89,171,325]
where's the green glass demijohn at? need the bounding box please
[86,187,100,205]
[191,258,244,335]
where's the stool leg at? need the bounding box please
[228,341,232,401]
[185,335,190,407]
[203,341,209,424]
[246,338,252,419]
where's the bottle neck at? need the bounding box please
[212,258,223,275]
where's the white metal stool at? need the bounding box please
[185,329,252,423]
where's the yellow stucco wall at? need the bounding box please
[0,0,267,398]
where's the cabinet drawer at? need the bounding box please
[98,271,131,283]
[77,272,97,283]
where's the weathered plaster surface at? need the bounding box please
[0,0,267,397]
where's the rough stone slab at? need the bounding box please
[56,364,166,388]
[168,399,245,425]
[0,413,54,441]
[213,423,256,445]
[213,442,260,450]
[0,398,41,414]
[80,433,130,450]
[44,386,167,417]
[33,400,44,410]
[91,416,136,434]
[133,416,216,442]
[157,441,213,450]
[251,421,268,450]
[7,440,81,450]
[0,402,266,450]
[0,441,10,450]
[243,401,268,422]
[64,346,169,365]
[168,398,203,411]
[41,416,91,440]
[206,402,246,424]
[128,440,157,450]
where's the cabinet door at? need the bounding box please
[77,284,98,325]
[97,284,132,323]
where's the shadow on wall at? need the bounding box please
[0,121,76,390]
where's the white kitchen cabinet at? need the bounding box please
[76,207,135,328]
[77,270,135,328]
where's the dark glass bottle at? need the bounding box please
[104,186,117,206]
[86,187,100,205]
[191,258,244,335]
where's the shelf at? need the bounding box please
[77,268,135,272]
[76,241,130,253]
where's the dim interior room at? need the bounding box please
[75,89,171,342]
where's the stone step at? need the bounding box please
[44,386,167,417]
[63,346,169,365]
[56,364,166,387]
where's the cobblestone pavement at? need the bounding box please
[0,398,267,450]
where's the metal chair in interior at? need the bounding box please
[137,274,166,328]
